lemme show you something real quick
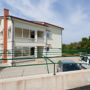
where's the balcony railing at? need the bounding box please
[15,37,44,43]
[37,37,44,43]
[15,37,35,43]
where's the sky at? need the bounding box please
[0,0,90,44]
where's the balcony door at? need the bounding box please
[37,46,44,58]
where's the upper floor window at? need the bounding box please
[0,31,3,39]
[30,30,35,38]
[23,29,29,38]
[37,31,44,38]
[8,27,11,39]
[15,27,22,38]
[47,32,50,38]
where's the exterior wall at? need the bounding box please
[0,70,90,90]
[46,26,62,57]
[0,19,4,51]
[7,19,13,65]
[0,18,13,64]
[0,19,4,60]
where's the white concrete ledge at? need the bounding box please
[0,69,90,90]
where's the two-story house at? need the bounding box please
[0,9,64,65]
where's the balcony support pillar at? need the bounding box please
[35,30,37,42]
[44,31,46,43]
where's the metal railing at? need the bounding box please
[0,48,90,76]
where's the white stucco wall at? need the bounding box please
[46,26,62,57]
[0,18,13,51]
[47,26,62,48]
[0,19,4,46]
[0,19,4,59]
[0,18,13,65]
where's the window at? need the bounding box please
[82,57,88,62]
[14,47,35,57]
[46,47,49,51]
[23,29,29,38]
[30,31,35,38]
[0,31,3,39]
[15,28,22,37]
[14,47,23,57]
[37,31,43,38]
[23,47,29,56]
[30,47,35,55]
[47,32,50,38]
[8,27,11,39]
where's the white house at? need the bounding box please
[0,9,64,65]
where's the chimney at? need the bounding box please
[4,9,9,17]
[3,9,9,63]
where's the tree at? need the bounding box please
[62,36,90,55]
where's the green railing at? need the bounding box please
[0,48,90,76]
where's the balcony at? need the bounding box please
[14,27,45,43]
[37,31,44,43]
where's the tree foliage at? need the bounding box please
[62,36,90,55]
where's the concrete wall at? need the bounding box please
[0,69,90,90]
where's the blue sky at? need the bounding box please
[0,0,90,44]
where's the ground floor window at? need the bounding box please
[14,47,23,57]
[14,47,35,57]
[30,47,35,55]
[23,47,29,56]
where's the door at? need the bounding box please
[37,46,44,58]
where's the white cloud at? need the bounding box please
[5,0,59,23]
[69,6,88,24]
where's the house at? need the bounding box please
[0,9,64,65]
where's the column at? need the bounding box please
[35,46,37,58]
[35,30,37,42]
[44,31,47,43]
